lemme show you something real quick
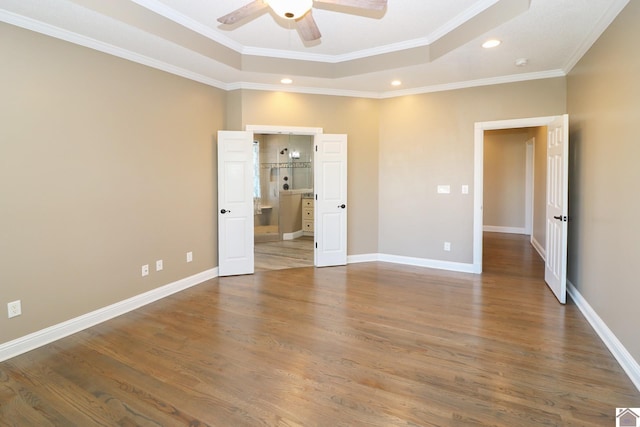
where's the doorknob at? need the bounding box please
[220,209,231,214]
[553,215,567,221]
[338,204,346,209]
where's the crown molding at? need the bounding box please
[563,0,629,74]
[379,69,566,99]
[1,9,567,100]
[428,0,501,42]
[129,0,246,53]
[131,0,506,65]
[228,81,382,99]
[0,10,228,90]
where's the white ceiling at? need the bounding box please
[0,0,629,98]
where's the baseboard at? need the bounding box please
[530,236,546,260]
[483,225,527,234]
[283,230,303,240]
[347,253,476,274]
[378,254,476,273]
[347,253,380,264]
[567,280,640,392]
[0,268,218,363]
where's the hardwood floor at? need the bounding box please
[1,233,638,426]
[254,236,314,272]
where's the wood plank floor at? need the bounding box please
[1,233,639,426]
[254,236,314,272]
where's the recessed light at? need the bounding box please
[482,39,501,49]
[391,80,402,86]
[281,78,293,84]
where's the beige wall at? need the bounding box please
[483,129,529,229]
[378,79,566,263]
[12,6,640,371]
[567,2,640,362]
[0,24,226,343]
[233,90,381,256]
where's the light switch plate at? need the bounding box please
[437,185,451,194]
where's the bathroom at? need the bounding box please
[253,134,314,243]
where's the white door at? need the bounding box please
[544,114,569,304]
[314,134,348,267]
[217,131,254,276]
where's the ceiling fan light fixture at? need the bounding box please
[266,0,313,20]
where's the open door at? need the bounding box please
[314,134,347,267]
[217,131,254,276]
[544,114,569,303]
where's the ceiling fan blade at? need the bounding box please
[297,12,321,41]
[314,0,387,11]
[217,0,268,25]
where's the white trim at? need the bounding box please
[129,0,245,52]
[245,125,323,135]
[379,70,566,99]
[567,280,640,392]
[347,252,475,273]
[134,0,499,65]
[0,9,568,101]
[283,230,303,240]
[378,254,476,274]
[347,253,380,264]
[474,116,560,274]
[230,81,382,100]
[0,268,218,363]
[531,236,546,260]
[473,124,484,273]
[0,10,228,91]
[483,225,527,234]
[562,0,630,73]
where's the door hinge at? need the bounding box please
[315,242,318,249]
[315,145,318,152]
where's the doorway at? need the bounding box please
[482,129,542,274]
[482,129,534,235]
[473,115,569,304]
[252,133,315,272]
[218,126,348,276]
[474,116,553,272]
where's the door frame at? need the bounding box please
[473,116,560,274]
[245,125,323,266]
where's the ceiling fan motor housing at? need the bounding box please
[266,0,313,19]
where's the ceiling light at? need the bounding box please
[482,39,501,49]
[266,0,312,20]
[281,78,293,84]
[391,80,402,86]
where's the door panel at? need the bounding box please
[544,115,569,304]
[314,134,347,267]
[218,131,254,276]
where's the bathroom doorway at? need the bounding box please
[253,133,315,271]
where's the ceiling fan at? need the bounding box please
[217,0,388,42]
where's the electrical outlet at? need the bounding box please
[444,242,451,251]
[156,259,163,271]
[142,264,149,277]
[186,251,193,263]
[8,300,21,318]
